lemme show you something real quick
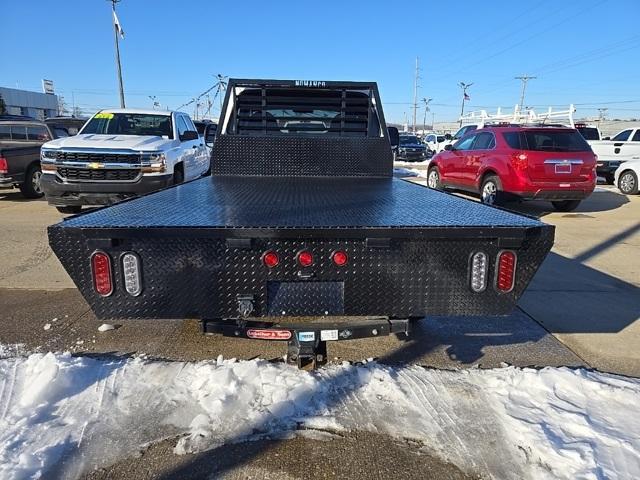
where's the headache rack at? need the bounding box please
[460,104,577,128]
[222,79,382,137]
[213,79,393,177]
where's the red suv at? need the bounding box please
[427,125,597,211]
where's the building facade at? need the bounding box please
[0,86,58,120]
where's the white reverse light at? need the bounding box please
[470,252,488,293]
[122,252,142,296]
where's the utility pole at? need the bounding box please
[515,75,536,113]
[597,107,608,122]
[458,82,473,126]
[109,0,126,108]
[412,57,420,133]
[422,97,432,133]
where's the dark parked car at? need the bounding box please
[396,134,427,161]
[45,116,87,136]
[0,116,65,198]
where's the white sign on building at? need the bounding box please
[42,79,55,95]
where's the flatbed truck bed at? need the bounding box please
[49,79,554,368]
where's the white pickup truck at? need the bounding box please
[588,127,640,184]
[40,109,209,213]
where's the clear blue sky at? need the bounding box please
[2,0,639,124]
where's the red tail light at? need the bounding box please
[91,251,113,296]
[496,250,516,293]
[297,251,314,267]
[331,250,348,266]
[262,251,280,268]
[0,156,7,174]
[512,153,528,171]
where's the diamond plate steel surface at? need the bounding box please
[48,230,553,321]
[58,177,543,230]
[212,136,393,177]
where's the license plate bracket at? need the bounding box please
[555,162,572,174]
[267,281,344,316]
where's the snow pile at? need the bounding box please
[0,353,638,480]
[393,167,429,178]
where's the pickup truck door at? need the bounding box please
[183,116,209,176]
[176,115,201,180]
[591,129,640,162]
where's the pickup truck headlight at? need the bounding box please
[140,152,167,173]
[41,149,57,161]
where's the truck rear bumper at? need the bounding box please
[41,173,173,206]
[0,175,17,189]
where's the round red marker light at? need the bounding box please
[332,250,348,266]
[297,251,314,267]
[262,251,279,268]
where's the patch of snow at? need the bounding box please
[0,353,638,480]
[43,324,51,331]
[97,324,115,332]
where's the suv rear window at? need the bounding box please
[502,130,591,152]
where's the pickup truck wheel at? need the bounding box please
[427,166,442,190]
[618,170,638,195]
[19,164,44,199]
[173,167,184,185]
[480,175,503,206]
[551,200,581,212]
[56,206,82,214]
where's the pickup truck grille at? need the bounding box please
[55,151,141,164]
[57,167,140,181]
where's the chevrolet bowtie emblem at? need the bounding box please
[88,162,104,169]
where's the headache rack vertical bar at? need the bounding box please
[340,88,346,137]
[261,86,267,135]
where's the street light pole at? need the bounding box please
[109,0,126,108]
[458,82,473,127]
[422,97,432,133]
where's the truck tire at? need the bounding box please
[173,165,184,185]
[56,206,82,214]
[551,200,581,212]
[617,170,638,195]
[19,164,44,199]
[480,175,503,206]
[427,166,442,190]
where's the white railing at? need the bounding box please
[459,105,576,128]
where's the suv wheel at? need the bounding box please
[551,200,581,212]
[618,170,638,195]
[56,206,82,214]
[427,166,442,190]
[19,164,44,199]
[480,175,503,206]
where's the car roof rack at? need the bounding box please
[459,104,576,128]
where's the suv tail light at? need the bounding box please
[91,251,113,296]
[496,250,517,293]
[512,153,528,171]
[0,156,7,174]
